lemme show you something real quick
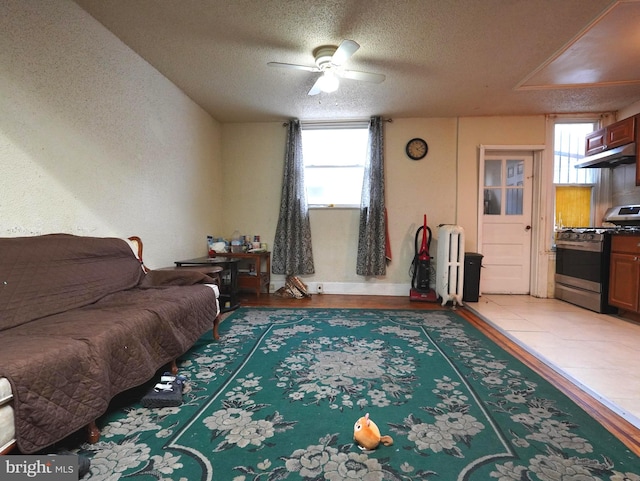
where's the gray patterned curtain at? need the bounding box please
[272,120,315,275]
[357,116,387,276]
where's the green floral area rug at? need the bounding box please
[79,308,640,480]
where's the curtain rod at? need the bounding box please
[282,118,393,127]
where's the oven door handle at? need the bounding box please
[556,240,603,252]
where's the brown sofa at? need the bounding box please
[0,234,220,454]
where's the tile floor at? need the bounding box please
[466,294,640,428]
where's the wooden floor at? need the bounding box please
[234,293,640,455]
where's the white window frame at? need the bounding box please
[301,120,369,209]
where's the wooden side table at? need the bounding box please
[213,251,271,297]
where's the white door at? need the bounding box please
[479,151,533,294]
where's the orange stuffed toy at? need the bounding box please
[353,412,394,450]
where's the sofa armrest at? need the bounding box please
[125,236,150,272]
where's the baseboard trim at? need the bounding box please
[271,280,412,297]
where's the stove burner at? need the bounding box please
[558,226,640,234]
[618,226,640,233]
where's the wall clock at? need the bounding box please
[406,138,428,160]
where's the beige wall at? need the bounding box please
[1,0,223,268]
[220,122,285,249]
[221,116,547,294]
[456,116,547,251]
[221,118,459,294]
[220,119,456,294]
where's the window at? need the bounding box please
[553,121,600,228]
[301,122,369,207]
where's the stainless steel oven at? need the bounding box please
[554,204,640,313]
[555,230,614,313]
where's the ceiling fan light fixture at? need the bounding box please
[269,39,383,96]
[317,70,339,93]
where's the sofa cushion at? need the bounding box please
[0,234,145,331]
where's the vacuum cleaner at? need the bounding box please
[410,214,438,302]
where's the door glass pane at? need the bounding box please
[506,188,523,215]
[484,159,502,186]
[484,188,501,215]
[505,159,523,215]
[506,159,523,186]
[484,159,502,215]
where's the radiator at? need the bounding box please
[436,225,465,306]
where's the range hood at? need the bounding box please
[576,142,636,168]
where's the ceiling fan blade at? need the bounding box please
[339,69,386,83]
[308,76,323,96]
[331,39,359,66]
[267,62,319,72]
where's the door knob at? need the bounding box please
[525,225,531,231]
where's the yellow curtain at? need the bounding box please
[555,186,592,228]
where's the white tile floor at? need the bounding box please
[466,294,640,428]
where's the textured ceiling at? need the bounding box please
[73,0,640,123]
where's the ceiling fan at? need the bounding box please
[267,39,385,95]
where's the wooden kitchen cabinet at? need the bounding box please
[609,235,640,313]
[609,253,639,311]
[583,114,640,185]
[585,116,636,156]
[585,127,606,156]
[607,116,635,149]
